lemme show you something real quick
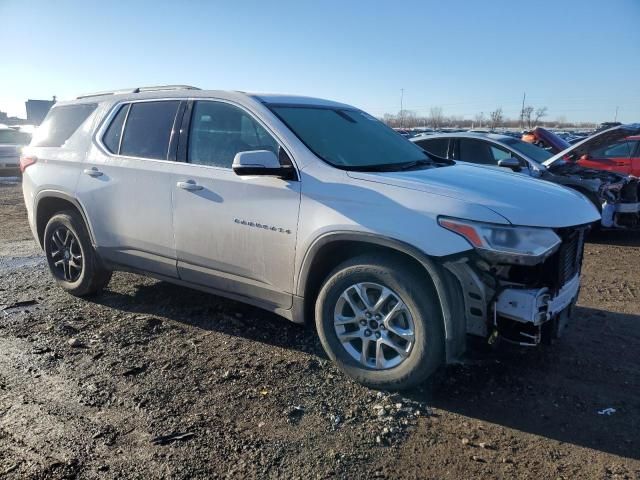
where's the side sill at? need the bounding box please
[109,263,296,323]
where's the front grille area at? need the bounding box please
[505,226,586,293]
[556,229,584,285]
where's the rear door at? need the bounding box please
[577,140,633,175]
[171,99,301,309]
[76,99,185,277]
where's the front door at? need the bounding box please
[171,100,301,309]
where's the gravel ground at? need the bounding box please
[1,180,639,479]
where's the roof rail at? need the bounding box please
[136,85,201,93]
[76,85,200,99]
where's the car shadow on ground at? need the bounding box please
[92,280,639,460]
[407,305,640,460]
[93,276,325,357]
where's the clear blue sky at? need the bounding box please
[1,0,638,123]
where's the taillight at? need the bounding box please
[19,155,37,173]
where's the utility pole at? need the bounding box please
[614,106,619,122]
[520,92,526,129]
[400,88,404,128]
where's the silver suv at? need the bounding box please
[22,85,599,389]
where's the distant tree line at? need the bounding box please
[382,106,595,130]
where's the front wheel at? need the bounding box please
[44,210,112,296]
[315,255,444,390]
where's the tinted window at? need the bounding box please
[120,101,179,160]
[458,139,496,165]
[0,129,31,145]
[188,101,279,168]
[31,104,97,147]
[416,138,449,158]
[592,141,631,158]
[102,104,129,154]
[503,138,554,163]
[489,145,512,161]
[270,106,429,169]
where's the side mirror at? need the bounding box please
[232,150,295,179]
[497,157,521,171]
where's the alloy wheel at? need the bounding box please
[333,282,415,369]
[48,226,83,282]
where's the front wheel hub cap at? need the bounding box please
[333,282,415,370]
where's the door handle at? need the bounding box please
[83,167,103,177]
[177,180,203,191]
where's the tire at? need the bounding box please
[43,210,112,296]
[315,254,445,390]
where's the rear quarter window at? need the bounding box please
[31,104,97,147]
[102,104,129,154]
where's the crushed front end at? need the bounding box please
[547,163,640,229]
[442,225,587,347]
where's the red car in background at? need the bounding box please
[523,127,640,176]
[577,135,640,176]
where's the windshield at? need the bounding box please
[502,138,553,164]
[269,105,432,170]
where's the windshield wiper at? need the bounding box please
[343,158,434,172]
[395,159,434,171]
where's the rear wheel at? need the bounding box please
[315,255,444,390]
[44,210,112,296]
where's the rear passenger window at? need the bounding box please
[31,104,97,147]
[416,138,449,158]
[102,104,129,154]
[120,101,179,160]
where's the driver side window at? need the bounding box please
[188,101,279,168]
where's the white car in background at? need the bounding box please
[0,126,32,175]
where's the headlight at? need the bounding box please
[438,217,561,265]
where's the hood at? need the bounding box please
[527,127,570,153]
[543,123,640,166]
[347,162,600,228]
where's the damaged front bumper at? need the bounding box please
[601,200,640,229]
[443,227,586,347]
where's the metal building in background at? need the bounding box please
[25,97,56,125]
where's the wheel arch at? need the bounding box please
[34,191,95,248]
[297,232,467,362]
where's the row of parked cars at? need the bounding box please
[17,85,638,389]
[412,125,640,230]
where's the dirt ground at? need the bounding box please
[0,180,639,479]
